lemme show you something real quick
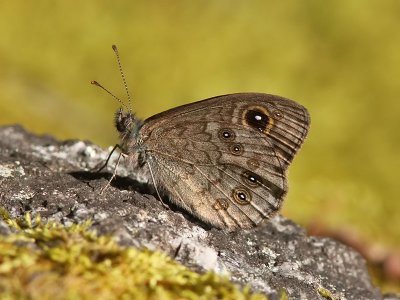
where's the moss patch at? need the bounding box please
[0,210,266,300]
[318,286,336,300]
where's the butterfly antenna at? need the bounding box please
[112,44,132,114]
[91,80,129,111]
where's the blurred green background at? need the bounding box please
[0,0,399,288]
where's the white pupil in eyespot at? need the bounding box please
[255,115,262,121]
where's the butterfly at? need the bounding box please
[94,45,310,231]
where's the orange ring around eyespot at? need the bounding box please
[231,188,252,205]
[241,105,274,134]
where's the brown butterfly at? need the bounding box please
[94,45,310,231]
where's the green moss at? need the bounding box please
[0,211,266,300]
[279,288,289,300]
[318,286,336,300]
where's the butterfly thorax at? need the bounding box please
[114,108,144,155]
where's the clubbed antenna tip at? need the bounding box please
[91,79,129,111]
[112,44,132,112]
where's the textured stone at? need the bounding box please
[0,125,398,300]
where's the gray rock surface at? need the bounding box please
[0,125,397,300]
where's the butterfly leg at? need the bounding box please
[100,151,127,194]
[96,144,123,173]
[147,159,170,209]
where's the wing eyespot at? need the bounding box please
[246,158,260,170]
[218,128,236,141]
[244,109,270,132]
[232,187,252,205]
[272,110,284,120]
[242,171,262,188]
[230,143,244,156]
[212,198,229,210]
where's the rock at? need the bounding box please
[0,125,397,300]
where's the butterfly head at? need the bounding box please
[115,108,133,133]
[115,108,143,146]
